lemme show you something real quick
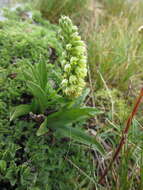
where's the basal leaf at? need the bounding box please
[58,127,105,155]
[36,107,104,154]
[10,104,32,121]
[45,107,102,129]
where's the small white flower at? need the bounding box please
[64,87,71,95]
[71,32,81,41]
[62,51,66,57]
[69,75,77,84]
[61,79,68,86]
[66,44,72,50]
[70,57,78,65]
[64,64,71,72]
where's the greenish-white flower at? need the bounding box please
[69,75,77,84]
[59,16,87,98]
[70,57,78,65]
[64,64,71,73]
[61,79,68,87]
[66,44,72,50]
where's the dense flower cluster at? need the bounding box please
[59,16,87,98]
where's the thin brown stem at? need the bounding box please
[98,88,143,185]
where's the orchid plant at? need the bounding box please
[10,16,104,155]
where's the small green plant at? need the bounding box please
[10,16,104,155]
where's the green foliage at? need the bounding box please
[0,120,97,189]
[37,107,104,154]
[0,6,102,189]
[10,104,32,121]
[9,14,103,155]
[33,0,88,22]
[95,89,130,122]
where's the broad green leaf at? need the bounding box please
[45,107,102,129]
[10,104,32,121]
[58,127,105,155]
[37,118,48,136]
[37,107,102,136]
[36,107,104,154]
